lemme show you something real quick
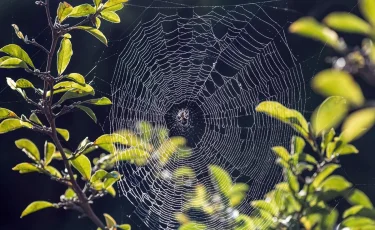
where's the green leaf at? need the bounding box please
[286,170,299,193]
[69,4,96,18]
[343,206,375,219]
[76,105,97,123]
[209,165,232,197]
[56,91,92,105]
[318,175,352,200]
[321,128,335,151]
[114,148,150,164]
[53,81,94,95]
[65,73,85,85]
[103,171,121,188]
[44,142,55,165]
[0,57,28,69]
[56,128,70,141]
[312,164,340,188]
[12,162,40,174]
[15,78,34,89]
[57,2,73,23]
[157,136,187,165]
[311,96,348,137]
[0,108,17,120]
[109,131,153,151]
[94,0,102,8]
[64,188,76,199]
[21,201,55,218]
[291,135,305,155]
[251,200,278,216]
[345,189,373,209]
[341,108,375,143]
[29,113,42,125]
[363,39,375,63]
[45,166,62,178]
[289,17,344,51]
[179,222,207,230]
[91,169,108,182]
[57,37,73,75]
[6,77,27,98]
[0,44,34,68]
[341,216,375,228]
[103,0,128,9]
[137,121,152,140]
[0,118,32,134]
[103,213,116,227]
[102,2,124,12]
[84,97,112,105]
[173,167,195,180]
[101,11,120,23]
[117,224,131,230]
[312,69,364,107]
[271,146,290,162]
[94,17,102,29]
[336,144,359,156]
[15,138,40,161]
[256,101,309,137]
[235,214,255,230]
[76,26,108,46]
[70,154,92,180]
[323,12,372,34]
[360,0,375,27]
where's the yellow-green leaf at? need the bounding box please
[57,37,73,75]
[312,69,364,107]
[179,222,207,230]
[289,17,344,51]
[103,2,124,12]
[312,164,340,188]
[57,2,73,23]
[12,162,40,174]
[323,12,372,34]
[272,146,290,162]
[44,142,56,165]
[95,17,102,29]
[94,0,102,7]
[113,131,153,151]
[11,24,24,40]
[53,81,94,95]
[336,144,359,156]
[6,77,27,98]
[0,57,28,69]
[319,175,352,193]
[117,224,131,230]
[69,4,96,18]
[341,108,375,143]
[106,186,116,197]
[0,118,32,134]
[0,108,17,120]
[64,188,76,199]
[15,138,40,161]
[0,44,34,68]
[103,0,128,9]
[76,26,108,46]
[345,189,373,209]
[76,105,97,123]
[311,96,348,137]
[21,201,55,218]
[103,213,116,227]
[115,148,150,162]
[101,11,120,23]
[45,166,62,178]
[65,73,85,85]
[209,165,232,197]
[70,154,92,180]
[56,128,70,141]
[363,39,375,63]
[360,0,375,27]
[56,91,92,105]
[84,97,112,105]
[16,79,34,89]
[157,136,187,165]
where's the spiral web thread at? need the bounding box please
[110,1,306,229]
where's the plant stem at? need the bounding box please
[41,1,106,229]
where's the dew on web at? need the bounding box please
[109,1,307,229]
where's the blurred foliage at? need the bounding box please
[175,0,375,229]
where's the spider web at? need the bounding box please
[109,0,308,229]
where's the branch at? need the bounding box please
[25,38,49,54]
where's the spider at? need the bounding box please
[176,109,189,126]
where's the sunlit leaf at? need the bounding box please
[289,17,344,51]
[157,136,187,165]
[336,144,359,156]
[235,214,255,230]
[70,154,92,180]
[179,222,207,230]
[0,44,34,68]
[76,105,97,123]
[94,17,102,29]
[286,170,299,193]
[21,201,55,218]
[291,135,305,155]
[321,128,335,151]
[12,162,40,174]
[360,0,375,27]
[111,131,153,151]
[256,101,309,137]
[56,128,70,141]
[324,12,372,34]
[311,96,348,137]
[137,121,152,140]
[209,165,232,197]
[345,188,373,209]
[318,175,352,201]
[341,216,375,228]
[0,57,28,69]
[65,73,85,85]
[6,77,26,98]
[312,164,340,188]
[56,90,92,105]
[271,146,290,162]
[44,142,55,165]
[69,4,95,18]
[0,118,32,134]
[103,2,124,12]
[363,39,375,63]
[15,78,34,89]
[101,11,120,23]
[341,108,375,143]
[57,2,73,23]
[45,166,62,178]
[76,26,108,46]
[94,0,102,8]
[173,167,195,181]
[103,0,128,9]
[312,69,364,107]
[64,188,76,199]
[343,205,375,219]
[114,148,150,164]
[106,185,116,197]
[57,36,73,75]
[53,81,94,95]
[84,97,112,105]
[15,138,40,161]
[117,224,131,230]
[251,200,278,216]
[0,108,17,121]
[103,213,116,227]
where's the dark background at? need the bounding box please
[0,0,374,229]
